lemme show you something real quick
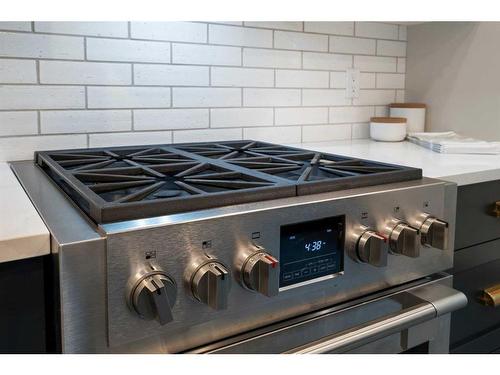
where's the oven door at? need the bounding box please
[187,274,467,354]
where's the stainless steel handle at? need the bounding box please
[289,283,467,354]
[289,303,435,354]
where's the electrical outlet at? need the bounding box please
[346,68,360,99]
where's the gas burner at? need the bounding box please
[48,147,197,171]
[75,162,276,204]
[35,140,421,223]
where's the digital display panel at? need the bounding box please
[279,216,345,288]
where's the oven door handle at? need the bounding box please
[288,283,467,354]
[288,303,435,354]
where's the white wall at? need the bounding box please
[0,21,407,161]
[406,22,500,141]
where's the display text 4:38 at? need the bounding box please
[305,241,326,252]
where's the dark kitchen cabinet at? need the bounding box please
[450,180,500,354]
[0,256,49,353]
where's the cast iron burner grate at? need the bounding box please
[36,140,422,223]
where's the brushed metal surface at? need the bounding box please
[189,274,461,354]
[10,161,107,354]
[105,180,455,351]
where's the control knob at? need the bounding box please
[356,229,388,267]
[189,255,231,310]
[242,248,279,297]
[389,222,420,258]
[126,263,177,325]
[420,216,449,250]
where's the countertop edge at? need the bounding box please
[0,162,50,264]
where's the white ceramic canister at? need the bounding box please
[389,103,426,133]
[370,117,407,142]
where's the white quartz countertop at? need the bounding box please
[0,162,50,263]
[291,139,500,186]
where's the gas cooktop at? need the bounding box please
[35,140,422,223]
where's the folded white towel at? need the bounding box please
[407,131,500,154]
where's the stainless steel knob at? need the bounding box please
[389,222,420,258]
[420,217,449,250]
[126,263,177,325]
[242,250,279,297]
[356,230,387,267]
[190,257,231,310]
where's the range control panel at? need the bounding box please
[279,216,345,288]
[105,180,454,349]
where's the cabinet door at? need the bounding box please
[451,255,500,353]
[0,256,47,353]
[455,180,500,250]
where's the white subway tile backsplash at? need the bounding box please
[352,123,370,139]
[131,22,207,43]
[244,126,301,143]
[0,134,87,162]
[377,40,406,57]
[40,61,131,85]
[86,38,171,63]
[89,131,173,147]
[211,67,274,87]
[35,22,128,37]
[243,48,301,68]
[274,31,328,52]
[0,21,406,159]
[376,73,405,89]
[211,108,273,127]
[355,22,399,40]
[397,58,406,73]
[87,87,171,108]
[354,55,397,72]
[329,106,374,124]
[302,89,350,106]
[0,85,85,110]
[303,124,351,142]
[275,107,328,125]
[173,88,241,107]
[0,22,31,31]
[172,43,241,66]
[276,70,329,88]
[41,110,131,134]
[330,72,346,88]
[244,22,303,31]
[173,128,242,143]
[0,112,38,136]
[244,89,301,107]
[209,24,272,47]
[0,59,37,83]
[353,89,395,105]
[303,52,352,70]
[329,36,375,55]
[0,32,83,59]
[304,22,354,36]
[396,90,405,102]
[134,109,209,130]
[134,64,209,86]
[375,105,389,117]
[360,73,376,88]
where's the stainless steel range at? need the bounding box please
[11,140,467,353]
